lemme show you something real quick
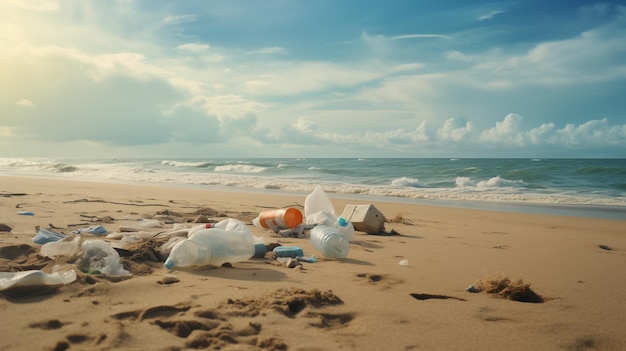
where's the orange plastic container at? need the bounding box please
[255,208,303,229]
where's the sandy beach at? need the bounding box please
[1,175,625,351]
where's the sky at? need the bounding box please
[1,0,625,158]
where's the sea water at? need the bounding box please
[1,157,625,220]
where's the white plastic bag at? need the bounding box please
[304,186,337,226]
[78,240,130,275]
[40,235,82,258]
[0,269,76,291]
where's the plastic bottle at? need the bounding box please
[333,217,354,242]
[252,208,303,230]
[188,218,249,237]
[309,225,350,258]
[164,228,255,269]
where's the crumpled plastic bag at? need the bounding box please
[0,269,77,292]
[40,235,82,259]
[77,240,130,276]
[304,186,337,226]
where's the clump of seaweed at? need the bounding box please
[384,214,413,225]
[473,274,544,303]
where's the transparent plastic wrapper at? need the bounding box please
[0,269,76,292]
[40,235,82,259]
[78,240,130,275]
[304,186,337,226]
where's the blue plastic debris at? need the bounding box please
[32,228,66,245]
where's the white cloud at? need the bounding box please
[2,0,60,11]
[242,62,381,96]
[247,47,288,55]
[392,63,424,72]
[555,118,626,145]
[478,10,504,21]
[17,99,35,107]
[480,113,525,145]
[176,43,210,53]
[163,14,198,24]
[438,118,475,141]
[527,123,555,144]
[390,34,451,40]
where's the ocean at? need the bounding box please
[1,158,625,220]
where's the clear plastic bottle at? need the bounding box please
[187,218,249,237]
[310,225,350,258]
[333,217,354,242]
[164,228,255,269]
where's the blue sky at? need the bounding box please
[1,0,625,158]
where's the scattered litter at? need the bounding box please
[399,259,409,266]
[72,225,108,235]
[32,228,66,245]
[253,208,303,231]
[17,211,35,216]
[277,224,308,238]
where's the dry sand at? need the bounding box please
[1,175,625,351]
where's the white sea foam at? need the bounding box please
[214,164,266,173]
[391,177,427,188]
[456,176,525,188]
[162,160,212,168]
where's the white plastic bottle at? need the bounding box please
[164,228,255,269]
[310,225,350,258]
[333,217,354,242]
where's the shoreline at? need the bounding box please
[3,173,625,221]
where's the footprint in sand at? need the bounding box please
[410,293,466,301]
[104,288,352,350]
[355,273,404,290]
[29,319,70,330]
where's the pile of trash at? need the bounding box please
[1,186,388,296]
